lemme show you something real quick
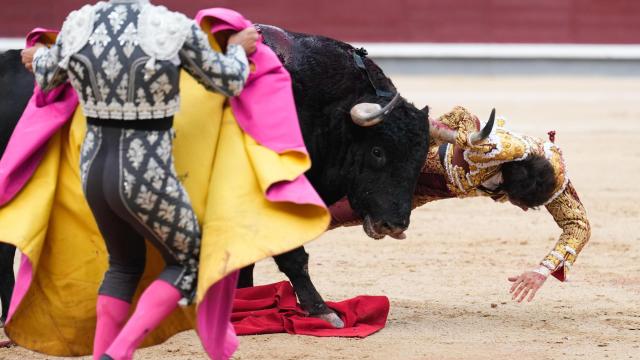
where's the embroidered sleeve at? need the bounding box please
[32,37,69,92]
[541,181,591,281]
[179,23,249,97]
[435,106,481,148]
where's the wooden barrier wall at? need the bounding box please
[1,0,638,43]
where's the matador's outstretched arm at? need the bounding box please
[540,182,591,281]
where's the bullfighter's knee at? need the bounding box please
[98,261,145,302]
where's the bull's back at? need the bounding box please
[0,50,34,155]
[260,25,373,106]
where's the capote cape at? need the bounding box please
[0,12,328,359]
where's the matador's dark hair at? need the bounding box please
[500,154,556,208]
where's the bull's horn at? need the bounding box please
[428,118,458,144]
[429,108,496,146]
[469,108,495,145]
[350,93,401,127]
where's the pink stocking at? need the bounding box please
[93,295,130,360]
[103,280,181,360]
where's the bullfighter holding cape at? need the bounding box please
[1,2,329,359]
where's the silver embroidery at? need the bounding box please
[135,88,149,106]
[227,80,242,95]
[127,138,146,170]
[85,86,97,111]
[89,23,110,58]
[116,73,129,102]
[150,74,172,104]
[81,162,90,187]
[175,231,191,252]
[174,231,190,252]
[152,222,171,241]
[68,73,83,96]
[142,62,161,81]
[96,73,110,101]
[143,157,166,190]
[103,47,123,82]
[34,72,45,88]
[178,208,195,232]
[155,133,172,163]
[82,130,96,157]
[180,274,194,290]
[146,131,159,145]
[79,125,102,194]
[166,177,180,199]
[123,168,136,198]
[158,200,177,223]
[135,185,158,211]
[70,61,85,80]
[201,52,222,73]
[108,5,128,33]
[118,23,138,58]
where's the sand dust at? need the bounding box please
[1,74,639,360]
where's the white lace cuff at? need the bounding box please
[533,266,551,278]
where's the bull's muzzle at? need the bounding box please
[363,215,408,240]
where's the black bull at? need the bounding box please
[0,26,430,328]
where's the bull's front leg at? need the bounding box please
[0,243,16,328]
[273,247,345,328]
[237,263,256,288]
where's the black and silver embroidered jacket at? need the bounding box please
[33,0,249,120]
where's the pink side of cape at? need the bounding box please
[195,8,325,207]
[6,256,32,324]
[0,28,77,207]
[196,272,240,360]
[4,27,77,329]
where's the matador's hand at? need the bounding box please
[20,43,45,73]
[508,270,547,302]
[228,27,259,55]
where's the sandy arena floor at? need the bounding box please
[2,74,639,360]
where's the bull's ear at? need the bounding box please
[421,105,429,117]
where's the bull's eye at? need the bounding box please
[369,147,386,168]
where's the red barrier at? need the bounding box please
[2,0,639,43]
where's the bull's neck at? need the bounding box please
[301,117,353,206]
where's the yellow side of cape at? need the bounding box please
[0,73,329,356]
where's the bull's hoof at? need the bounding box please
[312,311,345,329]
[0,340,15,348]
[0,319,4,328]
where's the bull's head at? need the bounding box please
[343,94,429,239]
[345,97,495,240]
